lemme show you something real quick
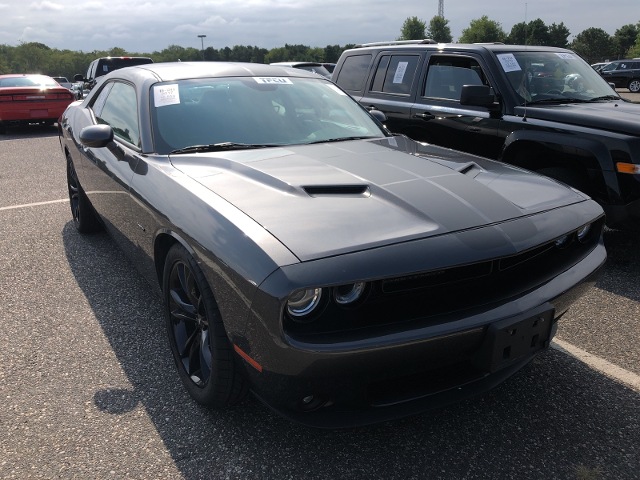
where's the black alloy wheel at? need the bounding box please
[66,154,101,233]
[163,243,248,407]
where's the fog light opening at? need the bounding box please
[298,394,329,412]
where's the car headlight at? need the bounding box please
[333,282,367,305]
[576,224,591,243]
[554,234,571,248]
[286,288,323,318]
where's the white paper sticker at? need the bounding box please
[103,65,109,72]
[154,84,180,107]
[497,54,522,73]
[555,53,576,60]
[393,62,408,84]
[254,77,293,85]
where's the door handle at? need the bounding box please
[413,112,435,121]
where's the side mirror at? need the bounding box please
[73,74,85,82]
[79,124,114,148]
[368,108,387,123]
[460,85,496,108]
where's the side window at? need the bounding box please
[370,55,419,95]
[423,56,486,101]
[87,61,96,80]
[335,54,373,92]
[94,82,141,148]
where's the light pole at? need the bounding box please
[197,34,206,60]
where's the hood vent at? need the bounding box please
[303,185,370,197]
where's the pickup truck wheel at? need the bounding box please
[535,167,591,195]
[628,79,640,93]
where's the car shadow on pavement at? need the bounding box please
[62,222,640,480]
[598,228,640,301]
[0,123,59,140]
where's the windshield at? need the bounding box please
[498,51,618,104]
[151,76,386,154]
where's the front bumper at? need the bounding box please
[237,239,605,428]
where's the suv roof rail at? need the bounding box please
[473,42,505,45]
[354,39,438,48]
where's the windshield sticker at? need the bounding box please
[393,62,409,84]
[497,54,522,72]
[154,84,180,107]
[555,53,576,60]
[254,77,293,85]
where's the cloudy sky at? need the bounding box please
[0,0,637,53]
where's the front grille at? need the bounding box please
[284,217,603,340]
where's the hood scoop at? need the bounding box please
[303,185,370,197]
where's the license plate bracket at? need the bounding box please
[472,304,554,373]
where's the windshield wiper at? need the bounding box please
[170,142,274,154]
[306,136,377,145]
[589,95,621,101]
[526,97,591,105]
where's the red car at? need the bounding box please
[0,74,76,128]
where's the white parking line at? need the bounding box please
[552,338,640,392]
[0,198,68,211]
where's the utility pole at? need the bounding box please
[197,34,206,60]
[438,0,444,17]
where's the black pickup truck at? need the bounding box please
[333,41,640,230]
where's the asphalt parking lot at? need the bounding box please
[1,122,639,479]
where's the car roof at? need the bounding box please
[112,61,324,82]
[0,73,52,78]
[348,41,572,55]
[270,62,324,67]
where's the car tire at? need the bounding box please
[628,79,640,93]
[163,243,248,408]
[66,154,102,233]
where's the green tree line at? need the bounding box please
[0,42,350,81]
[2,15,639,79]
[400,15,640,64]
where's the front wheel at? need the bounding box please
[628,79,640,93]
[163,243,248,408]
[66,154,102,233]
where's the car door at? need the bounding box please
[80,80,145,257]
[408,53,503,159]
[601,61,630,88]
[357,51,425,133]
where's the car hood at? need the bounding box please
[515,100,640,135]
[170,136,588,261]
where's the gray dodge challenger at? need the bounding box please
[58,61,606,427]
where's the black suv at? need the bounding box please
[599,59,640,93]
[74,56,153,91]
[333,41,640,230]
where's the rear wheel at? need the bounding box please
[163,243,248,407]
[628,79,640,93]
[66,154,102,233]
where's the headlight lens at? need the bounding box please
[286,288,323,317]
[333,282,367,305]
[554,234,571,248]
[576,224,591,242]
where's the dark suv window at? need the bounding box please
[371,55,419,95]
[424,56,486,100]
[335,54,372,91]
